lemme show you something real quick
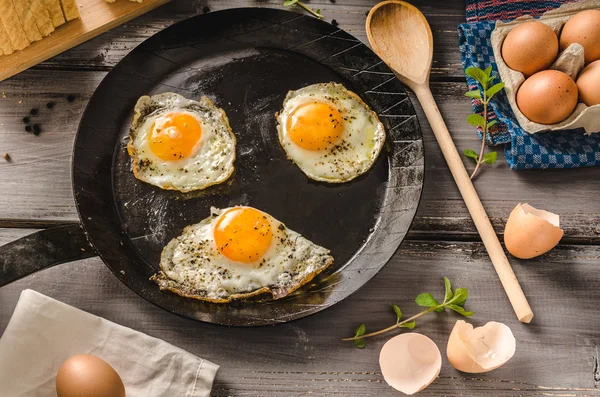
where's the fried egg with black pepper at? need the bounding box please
[276,82,385,183]
[151,206,334,302]
[127,92,236,192]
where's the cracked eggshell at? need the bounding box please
[504,203,564,259]
[379,333,442,395]
[447,320,516,373]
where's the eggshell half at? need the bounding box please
[447,320,516,373]
[504,203,564,259]
[379,333,442,395]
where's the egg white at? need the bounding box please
[128,93,236,192]
[276,83,386,183]
[151,207,334,302]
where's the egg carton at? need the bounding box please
[490,0,600,134]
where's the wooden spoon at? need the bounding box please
[366,1,534,323]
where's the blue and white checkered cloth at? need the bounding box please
[458,1,600,170]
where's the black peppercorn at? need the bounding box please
[30,108,38,116]
[25,125,32,133]
[33,124,41,135]
[22,116,30,124]
[67,94,75,102]
[46,102,55,109]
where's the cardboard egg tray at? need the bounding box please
[490,0,600,134]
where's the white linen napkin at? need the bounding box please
[0,289,219,397]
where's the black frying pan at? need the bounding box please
[0,8,424,326]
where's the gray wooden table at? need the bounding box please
[1,1,599,395]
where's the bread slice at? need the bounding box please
[40,0,64,27]
[12,0,42,42]
[0,0,30,50]
[0,19,14,55]
[58,0,78,21]
[28,0,54,37]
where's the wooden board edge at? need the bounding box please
[0,0,171,82]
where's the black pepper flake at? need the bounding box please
[202,6,210,13]
[66,94,76,103]
[46,102,55,109]
[22,116,30,124]
[30,108,38,116]
[33,124,41,135]
[25,125,32,133]
[331,19,338,27]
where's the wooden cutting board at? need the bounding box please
[0,0,171,82]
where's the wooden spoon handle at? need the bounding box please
[413,84,534,324]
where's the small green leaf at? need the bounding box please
[316,8,323,17]
[465,67,489,90]
[392,304,402,323]
[486,82,505,100]
[415,293,440,308]
[451,288,469,306]
[354,338,366,349]
[283,0,298,5]
[354,323,366,337]
[484,65,493,78]
[463,149,479,161]
[401,320,416,329]
[483,151,498,164]
[447,304,475,317]
[465,90,482,99]
[487,120,498,128]
[443,277,453,302]
[467,113,486,128]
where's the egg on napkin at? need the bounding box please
[501,21,558,76]
[446,320,516,373]
[516,70,578,124]
[379,333,442,395]
[576,60,600,106]
[127,92,236,192]
[151,206,334,302]
[504,203,564,259]
[559,10,600,64]
[276,82,385,183]
[56,354,125,397]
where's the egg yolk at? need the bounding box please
[286,101,343,151]
[214,207,273,264]
[148,112,202,161]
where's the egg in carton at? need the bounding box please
[491,0,600,134]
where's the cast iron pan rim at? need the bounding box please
[70,7,426,326]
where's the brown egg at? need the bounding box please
[516,70,578,124]
[56,354,126,397]
[576,60,600,106]
[502,21,558,76]
[560,10,600,64]
[504,203,564,259]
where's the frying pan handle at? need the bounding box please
[0,224,96,287]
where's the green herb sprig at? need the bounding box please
[343,277,474,348]
[463,66,505,180]
[283,0,323,19]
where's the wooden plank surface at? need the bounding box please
[0,0,599,396]
[1,229,599,396]
[0,0,171,82]
[31,0,466,78]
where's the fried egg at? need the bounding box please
[276,82,385,183]
[127,92,236,192]
[151,206,334,303]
